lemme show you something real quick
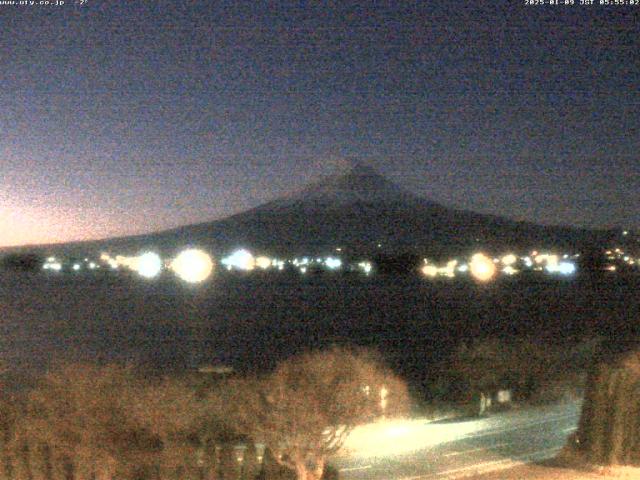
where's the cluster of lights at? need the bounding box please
[604,247,639,271]
[48,247,370,281]
[421,259,459,279]
[292,257,311,268]
[43,243,640,284]
[42,256,62,272]
[292,255,352,274]
[420,254,497,282]
[99,249,214,283]
[498,251,579,277]
[101,252,164,279]
[420,250,579,282]
[43,256,99,273]
[357,261,373,275]
[100,253,120,270]
[219,249,372,275]
[221,249,286,272]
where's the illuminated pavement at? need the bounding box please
[332,401,581,480]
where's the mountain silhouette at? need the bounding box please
[15,163,609,257]
[66,163,602,257]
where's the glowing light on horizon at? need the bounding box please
[421,259,458,278]
[101,251,163,278]
[325,257,342,269]
[469,253,496,282]
[421,264,438,278]
[221,249,255,271]
[171,249,214,283]
[443,260,458,277]
[136,252,163,278]
[255,256,272,270]
[502,266,518,275]
[546,261,576,275]
[43,261,62,271]
[358,261,373,274]
[501,254,517,266]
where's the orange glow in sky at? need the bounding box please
[0,203,73,247]
[0,201,137,248]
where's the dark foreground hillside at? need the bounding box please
[1,271,638,393]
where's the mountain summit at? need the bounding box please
[273,162,414,207]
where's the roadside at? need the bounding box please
[334,401,583,480]
[467,460,640,480]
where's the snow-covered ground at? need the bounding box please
[333,402,582,480]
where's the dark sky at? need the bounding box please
[1,1,638,247]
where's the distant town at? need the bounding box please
[3,234,635,283]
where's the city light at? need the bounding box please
[325,257,342,269]
[255,256,272,270]
[171,249,214,283]
[421,259,457,279]
[101,252,164,278]
[558,262,576,275]
[421,264,438,278]
[358,261,373,275]
[221,249,255,271]
[443,260,457,277]
[501,254,517,266]
[135,252,163,279]
[502,266,518,275]
[43,261,62,271]
[26,243,637,283]
[545,261,576,275]
[469,253,497,282]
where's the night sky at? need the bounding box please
[1,1,638,247]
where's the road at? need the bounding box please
[332,401,581,480]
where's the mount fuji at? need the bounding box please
[61,162,604,257]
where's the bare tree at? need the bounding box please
[20,364,156,480]
[221,347,409,480]
[130,376,223,480]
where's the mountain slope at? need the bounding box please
[18,163,608,257]
[111,163,601,256]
